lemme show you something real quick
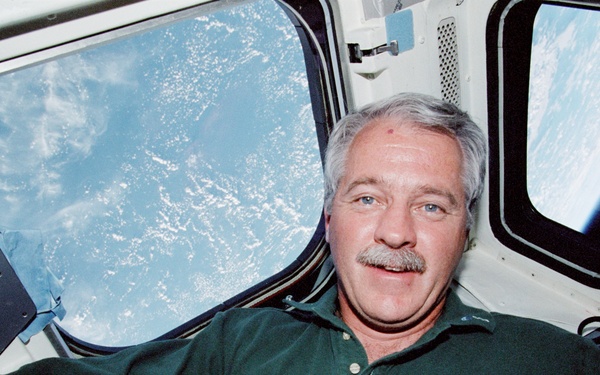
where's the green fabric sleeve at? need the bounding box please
[11,312,230,374]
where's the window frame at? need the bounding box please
[486,0,600,288]
[0,0,344,355]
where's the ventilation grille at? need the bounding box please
[437,17,460,106]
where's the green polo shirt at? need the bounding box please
[14,286,600,374]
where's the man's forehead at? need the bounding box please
[348,119,461,159]
[359,117,455,138]
[340,119,465,199]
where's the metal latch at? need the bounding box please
[348,40,399,63]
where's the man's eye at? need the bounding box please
[360,196,375,205]
[424,204,440,212]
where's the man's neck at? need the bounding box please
[354,325,433,363]
[340,298,446,363]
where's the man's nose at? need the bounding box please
[373,203,417,249]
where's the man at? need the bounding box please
[13,93,600,374]
[322,92,486,363]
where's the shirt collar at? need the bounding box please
[442,288,495,331]
[286,284,496,335]
[286,285,348,331]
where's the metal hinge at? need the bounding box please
[348,40,399,63]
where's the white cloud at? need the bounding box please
[528,34,557,151]
[555,22,575,51]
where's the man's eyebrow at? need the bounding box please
[341,179,461,207]
[342,177,383,195]
[416,185,460,207]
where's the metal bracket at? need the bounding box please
[0,248,36,354]
[348,40,399,63]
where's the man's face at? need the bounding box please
[325,119,468,332]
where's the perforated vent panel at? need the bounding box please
[438,17,460,106]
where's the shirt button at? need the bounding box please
[349,363,361,374]
[342,332,351,340]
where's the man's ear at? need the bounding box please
[324,208,331,243]
[462,230,471,252]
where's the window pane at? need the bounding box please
[0,0,324,346]
[527,5,600,234]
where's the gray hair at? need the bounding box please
[324,92,487,229]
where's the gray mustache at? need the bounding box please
[356,245,427,273]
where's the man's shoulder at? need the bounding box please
[491,311,586,340]
[448,291,595,347]
[444,293,599,367]
[486,311,599,357]
[214,286,340,334]
[212,305,318,333]
[435,303,600,372]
